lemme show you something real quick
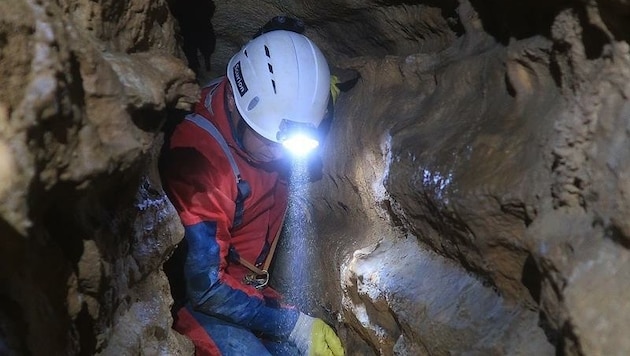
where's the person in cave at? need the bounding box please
[159,28,344,356]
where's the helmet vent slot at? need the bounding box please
[244,50,248,57]
[268,63,273,73]
[264,45,270,57]
[271,80,277,94]
[248,96,259,110]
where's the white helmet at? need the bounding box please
[227,30,330,146]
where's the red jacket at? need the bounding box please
[160,77,298,342]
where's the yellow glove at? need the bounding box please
[330,75,341,105]
[289,312,345,356]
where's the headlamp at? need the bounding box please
[277,119,320,157]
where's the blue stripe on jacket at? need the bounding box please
[182,221,299,338]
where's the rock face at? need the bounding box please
[0,0,197,354]
[1,0,629,355]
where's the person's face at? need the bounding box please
[241,124,285,163]
[226,84,286,163]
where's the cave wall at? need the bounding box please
[0,0,197,354]
[297,1,630,355]
[1,0,629,355]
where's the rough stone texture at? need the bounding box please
[0,0,197,354]
[2,0,630,355]
[286,1,630,354]
[264,0,630,355]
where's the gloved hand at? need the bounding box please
[289,312,344,356]
[330,75,341,105]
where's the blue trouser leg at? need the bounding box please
[262,338,301,355]
[186,306,299,356]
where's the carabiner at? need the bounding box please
[243,270,269,289]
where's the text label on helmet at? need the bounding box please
[232,61,248,97]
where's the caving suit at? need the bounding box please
[159,77,299,355]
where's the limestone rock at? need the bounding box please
[2,0,630,355]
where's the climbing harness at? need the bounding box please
[184,113,286,290]
[235,209,286,289]
[185,113,251,227]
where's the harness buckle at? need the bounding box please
[243,270,269,290]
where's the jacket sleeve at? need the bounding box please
[160,146,299,338]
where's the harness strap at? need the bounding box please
[230,208,287,276]
[185,114,250,227]
[229,208,287,289]
[184,113,285,288]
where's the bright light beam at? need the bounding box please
[279,158,318,310]
[282,134,319,157]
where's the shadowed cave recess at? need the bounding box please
[0,0,629,355]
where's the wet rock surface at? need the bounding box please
[1,0,629,355]
[0,0,196,354]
